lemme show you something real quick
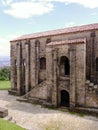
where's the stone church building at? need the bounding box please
[9,23,98,110]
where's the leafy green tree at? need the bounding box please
[0,67,10,81]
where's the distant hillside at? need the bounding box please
[0,56,10,67]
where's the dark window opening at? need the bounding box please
[23,59,26,82]
[46,38,51,43]
[61,90,69,107]
[96,58,98,71]
[60,56,70,76]
[20,85,25,95]
[64,58,70,75]
[35,40,40,47]
[15,60,17,75]
[40,57,46,70]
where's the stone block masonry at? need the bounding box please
[10,23,98,111]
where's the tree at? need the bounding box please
[0,67,10,81]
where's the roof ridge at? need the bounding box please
[11,23,98,42]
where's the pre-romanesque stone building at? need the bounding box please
[9,23,98,110]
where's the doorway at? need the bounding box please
[61,90,69,107]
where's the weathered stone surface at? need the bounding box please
[10,23,98,111]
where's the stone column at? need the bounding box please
[25,43,29,93]
[35,42,40,85]
[10,43,16,90]
[17,43,22,95]
[90,32,96,82]
[30,41,36,88]
[70,45,76,110]
[52,49,58,107]
[75,43,86,106]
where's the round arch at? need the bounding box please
[40,57,46,70]
[60,56,70,76]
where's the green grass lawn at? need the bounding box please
[0,81,11,90]
[0,119,25,130]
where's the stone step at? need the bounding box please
[8,89,17,96]
[86,80,90,84]
[42,101,52,107]
[27,97,48,105]
[89,82,94,87]
[76,107,98,116]
[4,116,12,121]
[58,107,69,112]
[0,107,8,118]
[17,97,28,102]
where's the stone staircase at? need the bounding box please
[17,80,52,107]
[86,80,98,94]
[23,81,48,98]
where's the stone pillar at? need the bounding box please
[76,43,86,106]
[70,45,76,110]
[11,59,16,90]
[52,49,58,107]
[90,32,96,82]
[17,43,22,95]
[25,43,30,93]
[35,42,40,85]
[10,43,16,90]
[30,41,36,88]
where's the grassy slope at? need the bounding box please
[0,81,11,90]
[0,119,25,130]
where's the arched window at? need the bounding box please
[96,58,98,71]
[15,59,17,75]
[40,57,46,70]
[46,38,51,44]
[35,40,40,47]
[23,59,26,82]
[60,56,70,76]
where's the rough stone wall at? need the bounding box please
[10,42,17,90]
[75,43,86,106]
[10,28,98,109]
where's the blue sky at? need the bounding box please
[0,0,98,56]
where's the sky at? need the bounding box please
[0,0,98,56]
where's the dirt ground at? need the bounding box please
[0,90,98,130]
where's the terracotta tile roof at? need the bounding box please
[11,23,98,42]
[47,38,86,46]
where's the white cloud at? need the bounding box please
[65,22,76,27]
[2,0,98,19]
[0,33,21,56]
[4,1,54,19]
[1,0,13,5]
[46,0,98,8]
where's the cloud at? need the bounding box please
[3,1,54,19]
[2,0,98,19]
[65,22,76,27]
[0,33,21,56]
[46,0,98,8]
[1,0,13,5]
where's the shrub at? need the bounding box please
[0,67,10,81]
